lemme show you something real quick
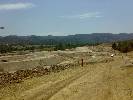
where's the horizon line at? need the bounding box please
[0,33,133,37]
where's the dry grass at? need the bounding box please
[1,45,133,100]
[0,64,91,100]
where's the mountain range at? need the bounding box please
[0,33,133,45]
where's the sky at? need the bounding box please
[0,0,133,36]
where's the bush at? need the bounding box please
[112,40,133,53]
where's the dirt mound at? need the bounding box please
[0,67,48,86]
[0,54,64,72]
[0,62,79,87]
[75,47,92,53]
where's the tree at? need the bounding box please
[112,42,117,50]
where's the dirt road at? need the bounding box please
[50,57,133,100]
[1,56,133,100]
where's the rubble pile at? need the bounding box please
[0,62,79,86]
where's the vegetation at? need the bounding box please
[1,33,133,53]
[0,33,133,45]
[0,42,100,54]
[112,40,133,53]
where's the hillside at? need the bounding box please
[1,33,133,45]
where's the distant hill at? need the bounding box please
[0,33,133,45]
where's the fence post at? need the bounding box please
[81,59,83,67]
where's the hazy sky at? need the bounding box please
[0,0,132,36]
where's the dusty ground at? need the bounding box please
[1,45,133,100]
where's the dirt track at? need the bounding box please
[25,58,133,100]
[49,57,133,100]
[1,57,133,100]
[1,54,133,100]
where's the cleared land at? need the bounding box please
[0,45,133,100]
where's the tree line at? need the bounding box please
[0,42,100,54]
[112,40,133,53]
